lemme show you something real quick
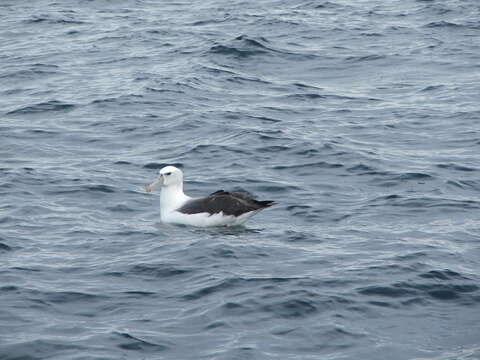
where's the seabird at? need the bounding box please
[146,166,276,227]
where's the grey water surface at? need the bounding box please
[1,0,480,359]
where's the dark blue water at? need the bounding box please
[1,0,480,359]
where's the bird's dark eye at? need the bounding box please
[165,172,172,176]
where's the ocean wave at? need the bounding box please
[437,163,477,172]
[208,34,315,60]
[0,242,13,251]
[358,274,479,304]
[129,263,192,278]
[24,16,86,25]
[7,101,75,115]
[344,54,386,62]
[273,161,344,170]
[0,340,84,360]
[423,21,470,29]
[113,332,169,352]
[0,65,61,80]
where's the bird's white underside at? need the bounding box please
[162,208,260,227]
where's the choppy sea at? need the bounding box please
[1,0,480,359]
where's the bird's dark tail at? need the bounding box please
[257,200,278,208]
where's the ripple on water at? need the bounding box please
[7,101,76,115]
[437,163,477,172]
[0,242,13,252]
[128,263,193,279]
[0,340,84,360]
[358,270,480,306]
[113,332,169,352]
[209,35,274,59]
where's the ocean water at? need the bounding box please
[1,0,480,359]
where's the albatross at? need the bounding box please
[146,166,276,227]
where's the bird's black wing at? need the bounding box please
[178,190,275,216]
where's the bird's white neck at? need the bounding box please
[160,184,189,216]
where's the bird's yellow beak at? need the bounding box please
[146,176,164,193]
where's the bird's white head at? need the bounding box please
[159,166,183,187]
[146,166,183,192]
